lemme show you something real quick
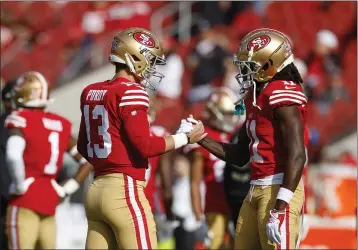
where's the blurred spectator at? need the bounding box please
[186,24,230,103]
[172,155,200,250]
[198,1,250,27]
[157,36,184,100]
[306,30,349,115]
[0,80,16,250]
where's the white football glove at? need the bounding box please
[176,119,194,134]
[176,116,200,134]
[9,177,35,195]
[266,209,286,245]
[51,178,80,198]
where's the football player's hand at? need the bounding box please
[51,179,66,198]
[266,209,285,245]
[176,119,194,134]
[187,121,207,144]
[9,177,35,195]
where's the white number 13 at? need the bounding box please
[84,105,112,158]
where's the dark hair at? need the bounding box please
[271,63,303,85]
[115,63,128,73]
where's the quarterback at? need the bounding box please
[5,71,93,249]
[182,28,308,249]
[77,27,204,249]
[187,87,237,249]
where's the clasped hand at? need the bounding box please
[176,115,207,144]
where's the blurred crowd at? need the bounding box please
[1,1,356,165]
[1,1,357,248]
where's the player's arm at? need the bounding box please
[56,137,93,197]
[189,150,204,221]
[122,108,204,158]
[158,151,174,219]
[198,122,250,166]
[6,128,27,193]
[77,91,89,160]
[77,117,88,160]
[273,105,306,211]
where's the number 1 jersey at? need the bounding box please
[5,108,72,215]
[78,77,165,181]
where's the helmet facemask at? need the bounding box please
[138,48,166,90]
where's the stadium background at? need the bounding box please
[0,1,357,249]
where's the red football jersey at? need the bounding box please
[5,109,72,215]
[244,80,309,184]
[77,77,165,181]
[144,125,169,211]
[186,126,231,214]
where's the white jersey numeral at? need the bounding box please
[44,132,60,174]
[246,120,263,163]
[84,105,112,158]
[210,154,226,182]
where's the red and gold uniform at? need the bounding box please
[144,125,169,212]
[78,77,166,249]
[5,109,72,249]
[187,126,232,249]
[236,80,308,249]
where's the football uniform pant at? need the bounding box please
[205,212,228,249]
[85,173,157,249]
[235,180,304,250]
[6,206,55,249]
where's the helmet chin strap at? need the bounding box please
[252,81,262,111]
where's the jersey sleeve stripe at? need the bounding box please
[119,101,149,107]
[269,98,303,105]
[272,90,306,96]
[122,95,149,101]
[124,89,148,95]
[269,93,307,102]
[5,118,27,128]
[6,114,26,123]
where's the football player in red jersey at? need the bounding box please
[187,87,238,249]
[144,94,173,218]
[4,71,93,249]
[181,28,308,249]
[77,27,205,249]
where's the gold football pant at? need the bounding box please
[235,181,304,250]
[85,173,157,249]
[206,212,228,249]
[6,206,55,249]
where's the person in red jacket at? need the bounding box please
[77,27,205,250]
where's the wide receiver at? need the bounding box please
[5,71,93,249]
[186,87,238,249]
[181,28,308,249]
[77,27,204,249]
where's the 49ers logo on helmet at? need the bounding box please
[133,32,155,48]
[247,35,271,51]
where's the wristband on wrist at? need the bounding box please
[63,179,80,195]
[172,133,188,149]
[276,187,294,204]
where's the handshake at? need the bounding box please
[176,115,208,144]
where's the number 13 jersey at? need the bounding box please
[78,77,165,181]
[244,80,309,185]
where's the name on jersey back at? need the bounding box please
[42,118,63,132]
[86,90,108,101]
